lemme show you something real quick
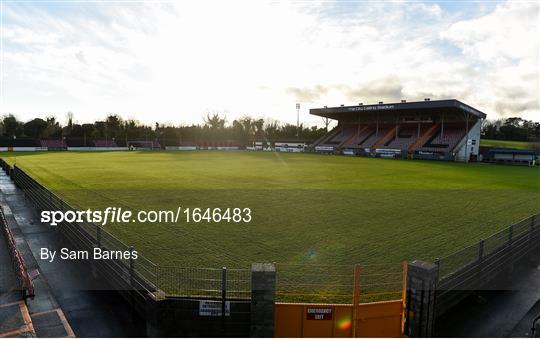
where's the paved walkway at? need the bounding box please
[0,170,145,337]
[435,251,540,337]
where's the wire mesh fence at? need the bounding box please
[157,266,251,300]
[4,160,408,305]
[276,262,405,304]
[9,165,158,296]
[437,213,539,281]
[357,263,405,303]
[276,264,355,304]
[436,242,479,279]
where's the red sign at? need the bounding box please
[306,307,333,320]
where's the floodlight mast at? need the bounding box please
[296,103,300,140]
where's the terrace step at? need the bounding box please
[372,126,398,149]
[408,122,441,152]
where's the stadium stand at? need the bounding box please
[383,125,426,150]
[313,126,341,151]
[419,123,466,153]
[360,125,393,148]
[310,99,486,161]
[314,124,373,152]
[331,124,357,144]
[347,125,374,149]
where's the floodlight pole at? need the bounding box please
[296,103,300,140]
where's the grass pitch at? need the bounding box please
[481,138,540,150]
[1,151,538,300]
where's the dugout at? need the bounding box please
[484,148,537,165]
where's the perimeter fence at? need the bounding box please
[276,262,406,304]
[0,205,33,298]
[0,160,157,314]
[434,213,540,317]
[0,159,408,307]
[157,266,251,300]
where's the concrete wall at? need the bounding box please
[455,119,482,161]
[67,147,128,151]
[153,297,251,337]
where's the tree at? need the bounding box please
[66,112,74,133]
[2,115,21,137]
[264,119,280,142]
[23,118,48,138]
[105,114,122,138]
[204,113,226,130]
[45,117,62,137]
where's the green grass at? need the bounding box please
[1,151,538,301]
[481,138,539,150]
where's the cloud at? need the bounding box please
[440,1,539,119]
[1,0,538,126]
[345,77,404,103]
[286,85,329,102]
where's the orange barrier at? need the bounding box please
[355,300,403,337]
[275,263,407,337]
[275,300,404,338]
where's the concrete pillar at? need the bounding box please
[145,297,161,337]
[250,263,276,337]
[405,260,439,337]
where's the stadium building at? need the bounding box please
[310,99,486,162]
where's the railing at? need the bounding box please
[0,159,253,302]
[0,205,34,298]
[157,266,251,300]
[276,262,406,304]
[1,158,404,309]
[5,163,158,313]
[435,213,540,316]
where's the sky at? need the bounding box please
[1,0,539,127]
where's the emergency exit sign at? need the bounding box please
[306,307,333,320]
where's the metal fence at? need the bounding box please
[276,262,405,304]
[0,205,33,298]
[0,160,253,301]
[157,266,251,300]
[435,213,540,316]
[357,263,406,304]
[1,159,404,308]
[3,162,157,313]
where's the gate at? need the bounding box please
[274,263,407,337]
[275,300,404,337]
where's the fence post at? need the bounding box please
[96,225,101,248]
[352,264,361,337]
[129,246,136,322]
[401,261,408,335]
[221,266,227,335]
[529,215,536,247]
[478,239,484,262]
[404,260,439,338]
[250,263,276,338]
[129,246,135,287]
